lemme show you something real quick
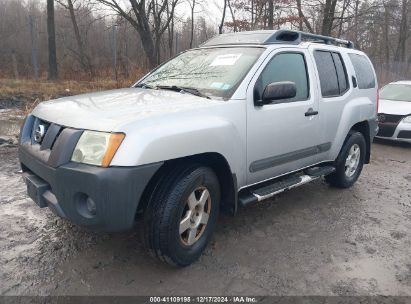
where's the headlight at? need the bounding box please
[71,131,125,167]
[403,116,411,123]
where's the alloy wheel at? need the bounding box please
[179,187,211,246]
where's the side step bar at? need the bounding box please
[239,166,335,207]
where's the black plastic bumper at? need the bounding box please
[19,147,162,232]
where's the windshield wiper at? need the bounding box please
[136,83,157,90]
[157,85,211,99]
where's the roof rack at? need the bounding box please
[201,30,354,49]
[272,30,354,48]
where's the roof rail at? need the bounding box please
[201,30,354,49]
[270,30,355,49]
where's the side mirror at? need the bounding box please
[257,81,297,106]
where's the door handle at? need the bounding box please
[305,108,319,117]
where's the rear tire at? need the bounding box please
[326,131,366,188]
[143,164,220,267]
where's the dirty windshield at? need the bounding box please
[137,47,265,100]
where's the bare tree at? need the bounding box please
[96,0,179,68]
[267,0,274,30]
[321,0,338,36]
[166,1,175,57]
[1,0,411,83]
[58,0,94,76]
[383,2,390,70]
[29,13,39,80]
[188,0,196,48]
[219,0,227,34]
[47,0,58,80]
[11,49,19,79]
[227,0,237,32]
[296,0,314,32]
[394,0,408,64]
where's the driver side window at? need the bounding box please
[254,52,309,103]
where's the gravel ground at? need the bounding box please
[0,140,410,296]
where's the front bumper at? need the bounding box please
[18,116,162,232]
[376,121,411,143]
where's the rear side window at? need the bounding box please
[348,54,376,89]
[314,50,349,97]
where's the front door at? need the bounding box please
[246,49,323,185]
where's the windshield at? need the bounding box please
[380,84,411,102]
[137,47,265,100]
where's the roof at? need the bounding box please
[201,30,354,49]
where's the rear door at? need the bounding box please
[309,47,352,158]
[246,48,322,185]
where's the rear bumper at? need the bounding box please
[19,147,162,232]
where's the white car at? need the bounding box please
[377,81,411,142]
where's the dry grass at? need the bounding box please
[0,78,137,112]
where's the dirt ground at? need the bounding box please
[0,138,410,296]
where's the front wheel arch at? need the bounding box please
[137,152,237,217]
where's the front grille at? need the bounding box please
[377,113,405,138]
[398,130,411,139]
[377,113,404,124]
[31,117,64,150]
[20,115,83,168]
[377,124,397,137]
[32,119,50,145]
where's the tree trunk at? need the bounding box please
[29,14,39,80]
[394,0,408,64]
[67,0,93,76]
[189,0,195,48]
[219,0,227,34]
[111,26,118,82]
[321,0,337,36]
[96,0,178,69]
[337,0,348,37]
[168,20,174,57]
[137,26,157,68]
[267,0,274,30]
[383,3,390,71]
[251,0,254,29]
[167,2,175,57]
[175,32,179,54]
[296,0,314,33]
[155,32,161,65]
[47,0,58,80]
[123,25,129,78]
[353,0,360,45]
[11,50,19,79]
[227,0,237,32]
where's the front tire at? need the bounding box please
[326,131,366,188]
[143,164,220,267]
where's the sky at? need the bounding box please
[171,0,225,26]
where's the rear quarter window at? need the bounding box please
[348,54,376,89]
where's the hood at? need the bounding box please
[32,88,222,131]
[379,99,411,116]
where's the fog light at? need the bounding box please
[86,197,97,215]
[75,193,97,219]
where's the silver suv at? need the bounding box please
[19,30,378,266]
